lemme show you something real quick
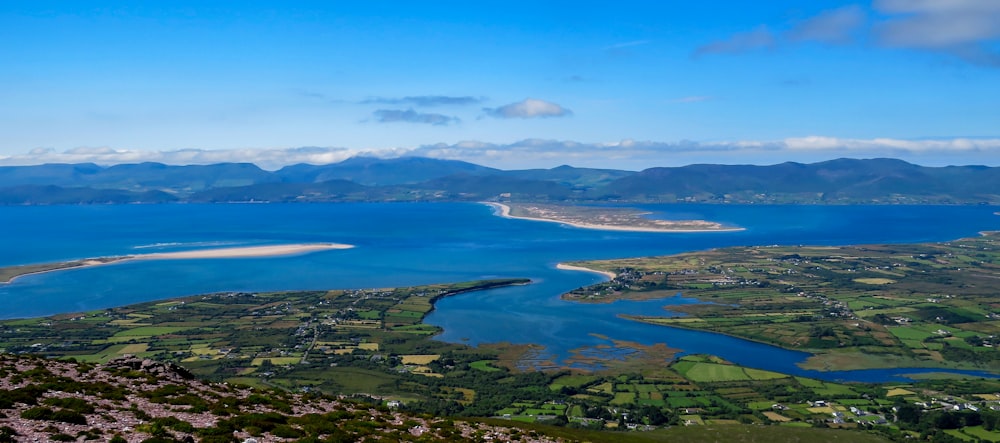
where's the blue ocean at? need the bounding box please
[1,202,998,382]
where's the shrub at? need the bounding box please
[51,409,88,425]
[20,407,54,420]
[43,397,96,414]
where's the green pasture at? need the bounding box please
[944,429,978,442]
[495,407,520,416]
[112,326,192,337]
[611,392,636,405]
[386,310,423,318]
[251,357,300,366]
[391,324,439,334]
[469,360,502,372]
[588,382,614,394]
[550,374,598,390]
[356,310,381,320]
[674,360,786,383]
[959,426,1000,442]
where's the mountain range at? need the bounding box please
[0,157,997,205]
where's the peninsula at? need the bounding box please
[485,202,742,232]
[0,243,353,284]
[561,232,1000,373]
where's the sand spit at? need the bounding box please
[483,202,743,233]
[556,263,617,280]
[135,243,353,260]
[1,243,354,284]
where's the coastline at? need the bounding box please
[485,201,512,217]
[624,315,999,374]
[482,202,744,233]
[556,263,617,280]
[1,243,354,284]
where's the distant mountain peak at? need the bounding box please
[0,157,996,205]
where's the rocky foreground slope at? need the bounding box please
[0,354,561,442]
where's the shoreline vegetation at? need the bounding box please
[0,279,910,441]
[559,232,1000,374]
[483,202,744,233]
[0,243,353,284]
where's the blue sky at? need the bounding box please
[1,1,999,170]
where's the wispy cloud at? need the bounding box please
[296,90,349,104]
[781,76,810,87]
[604,39,651,57]
[605,40,651,51]
[695,3,1000,66]
[696,6,864,58]
[361,95,485,107]
[873,0,1000,66]
[788,5,866,44]
[372,109,459,126]
[482,98,573,119]
[672,96,714,103]
[693,26,776,57]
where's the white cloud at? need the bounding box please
[411,137,1000,169]
[483,98,573,119]
[0,146,404,170]
[785,136,1000,152]
[3,137,998,171]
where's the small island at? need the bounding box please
[485,202,741,232]
[0,243,353,284]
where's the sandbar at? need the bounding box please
[484,202,743,233]
[135,243,353,260]
[556,263,617,280]
[1,243,353,284]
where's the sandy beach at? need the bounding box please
[556,263,617,280]
[483,202,743,233]
[135,243,353,260]
[1,243,354,284]
[485,202,512,217]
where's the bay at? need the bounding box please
[1,202,998,382]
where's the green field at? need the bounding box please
[672,357,788,383]
[7,233,1000,441]
[112,326,192,337]
[565,232,1000,373]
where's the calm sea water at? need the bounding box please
[1,202,998,382]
